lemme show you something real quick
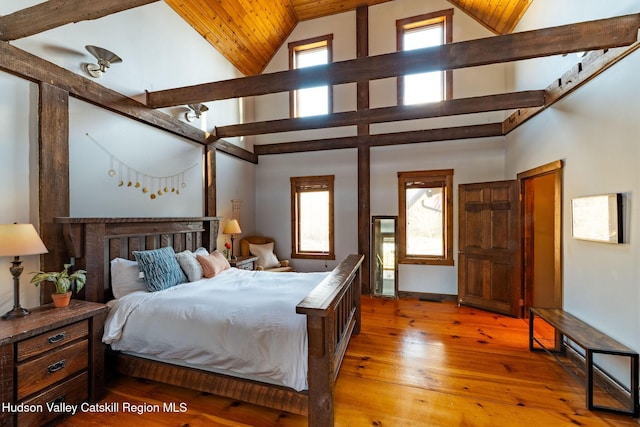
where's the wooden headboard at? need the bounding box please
[54,217,220,303]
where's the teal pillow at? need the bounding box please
[133,247,187,292]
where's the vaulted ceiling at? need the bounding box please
[166,0,534,76]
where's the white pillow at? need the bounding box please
[194,247,209,257]
[176,250,203,282]
[249,242,280,269]
[110,257,147,298]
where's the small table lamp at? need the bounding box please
[0,224,48,319]
[222,219,242,260]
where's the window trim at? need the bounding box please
[290,175,335,260]
[398,169,454,266]
[396,9,454,106]
[288,34,334,118]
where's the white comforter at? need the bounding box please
[103,268,329,391]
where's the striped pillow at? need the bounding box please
[133,247,187,292]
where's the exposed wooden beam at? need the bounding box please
[0,41,203,144]
[503,43,640,133]
[146,14,640,108]
[254,123,504,155]
[367,123,504,147]
[207,137,259,164]
[214,91,545,138]
[0,0,160,41]
[0,41,256,162]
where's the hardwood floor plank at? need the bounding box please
[60,297,638,426]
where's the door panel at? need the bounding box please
[458,180,521,317]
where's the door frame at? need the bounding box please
[517,160,563,317]
[370,215,398,298]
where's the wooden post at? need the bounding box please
[38,82,70,303]
[356,5,371,295]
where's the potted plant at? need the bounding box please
[31,264,87,307]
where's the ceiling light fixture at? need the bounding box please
[84,45,123,78]
[185,103,209,122]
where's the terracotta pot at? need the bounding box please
[51,291,72,308]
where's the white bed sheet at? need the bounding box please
[103,268,329,391]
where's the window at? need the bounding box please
[397,9,453,105]
[289,35,333,118]
[290,175,335,259]
[398,169,453,265]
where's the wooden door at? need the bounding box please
[458,180,521,317]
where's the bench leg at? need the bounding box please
[586,350,594,410]
[632,354,639,417]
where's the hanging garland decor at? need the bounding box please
[86,133,198,200]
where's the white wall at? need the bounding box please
[371,138,506,294]
[506,0,640,362]
[0,71,41,313]
[69,99,204,217]
[252,0,508,293]
[256,150,358,272]
[0,2,255,313]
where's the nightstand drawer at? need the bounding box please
[17,320,88,362]
[18,371,89,427]
[17,339,89,400]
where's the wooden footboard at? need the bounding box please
[297,253,364,427]
[55,217,363,427]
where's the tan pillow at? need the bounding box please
[197,250,230,278]
[249,242,281,269]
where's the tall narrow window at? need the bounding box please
[398,169,454,265]
[397,9,453,105]
[289,35,333,118]
[290,175,335,260]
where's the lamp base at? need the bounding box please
[2,306,29,320]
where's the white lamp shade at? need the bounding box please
[222,219,242,235]
[0,224,48,257]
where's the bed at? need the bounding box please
[54,217,363,427]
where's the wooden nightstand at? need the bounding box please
[0,299,107,427]
[229,256,258,271]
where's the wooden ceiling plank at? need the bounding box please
[0,0,160,41]
[218,0,284,64]
[503,42,640,134]
[146,13,640,107]
[293,0,393,21]
[166,0,270,75]
[214,90,545,138]
[500,0,533,35]
[252,0,297,44]
[167,0,273,73]
[253,123,504,155]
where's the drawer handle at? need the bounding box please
[47,359,66,374]
[48,332,66,344]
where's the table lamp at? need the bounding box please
[222,219,242,260]
[0,224,48,319]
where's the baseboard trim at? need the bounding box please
[398,291,457,303]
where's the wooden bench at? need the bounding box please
[529,307,639,417]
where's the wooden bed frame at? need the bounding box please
[54,217,363,427]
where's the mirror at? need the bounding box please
[371,216,397,297]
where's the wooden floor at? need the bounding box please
[61,297,639,426]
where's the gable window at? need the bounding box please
[398,169,453,265]
[289,35,333,118]
[397,9,453,105]
[290,175,335,259]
